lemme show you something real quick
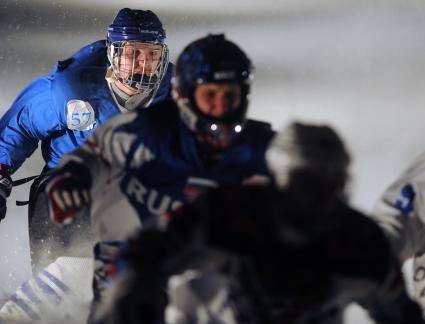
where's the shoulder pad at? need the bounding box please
[51,40,108,74]
[55,58,75,72]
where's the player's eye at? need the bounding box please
[205,91,215,100]
[224,91,237,102]
[123,47,134,55]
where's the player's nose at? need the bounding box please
[213,92,232,116]
[135,55,154,74]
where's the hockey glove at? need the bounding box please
[0,168,12,221]
[45,162,92,226]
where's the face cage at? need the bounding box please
[108,41,169,94]
[176,81,249,151]
[200,119,245,151]
[177,99,245,151]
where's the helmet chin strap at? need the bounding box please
[125,73,159,90]
[107,76,154,112]
[195,136,224,166]
[123,89,154,111]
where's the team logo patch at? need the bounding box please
[395,183,416,215]
[66,100,96,131]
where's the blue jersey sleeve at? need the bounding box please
[0,77,65,170]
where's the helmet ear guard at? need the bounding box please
[173,34,253,151]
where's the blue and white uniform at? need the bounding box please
[0,40,172,171]
[373,151,425,310]
[0,257,93,323]
[0,6,173,321]
[0,40,172,322]
[0,39,172,274]
[56,100,274,303]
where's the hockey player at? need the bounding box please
[93,122,424,324]
[0,8,171,323]
[0,8,172,272]
[372,150,425,310]
[42,34,275,319]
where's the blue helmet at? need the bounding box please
[106,8,169,102]
[107,8,166,45]
[173,34,253,152]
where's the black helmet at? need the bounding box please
[173,34,253,151]
[267,122,351,199]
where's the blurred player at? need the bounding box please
[373,150,425,310]
[94,122,424,324]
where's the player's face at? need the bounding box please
[115,42,163,80]
[194,83,241,118]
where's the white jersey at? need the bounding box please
[59,111,144,244]
[56,104,274,310]
[0,257,93,323]
[373,151,425,308]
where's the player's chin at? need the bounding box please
[206,137,232,150]
[119,82,142,94]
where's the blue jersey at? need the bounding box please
[0,40,172,171]
[66,100,275,232]
[60,100,274,238]
[58,100,274,299]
